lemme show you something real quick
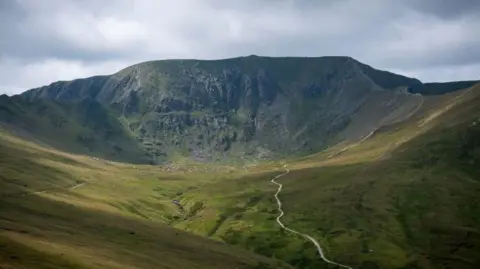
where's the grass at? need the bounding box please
[0,96,148,164]
[0,129,292,269]
[161,85,480,269]
[1,85,480,269]
[264,85,480,268]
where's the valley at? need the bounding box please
[1,57,479,269]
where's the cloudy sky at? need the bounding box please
[1,0,479,95]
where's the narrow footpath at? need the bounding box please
[270,165,353,269]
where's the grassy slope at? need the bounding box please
[0,96,149,164]
[2,84,480,269]
[272,85,480,268]
[159,85,480,269]
[0,129,292,269]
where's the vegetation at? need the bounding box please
[16,56,478,164]
[169,85,480,269]
[411,80,479,95]
[0,95,148,163]
[0,129,292,269]
[1,57,479,269]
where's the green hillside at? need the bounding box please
[16,56,475,164]
[274,85,480,268]
[162,85,480,269]
[1,84,478,269]
[0,94,148,163]
[0,128,293,269]
[1,56,479,269]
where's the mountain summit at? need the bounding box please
[4,56,478,163]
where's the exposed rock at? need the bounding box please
[14,56,477,163]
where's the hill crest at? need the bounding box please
[5,56,479,163]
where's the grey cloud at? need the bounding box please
[0,0,479,94]
[381,38,480,69]
[402,0,480,19]
[0,0,141,62]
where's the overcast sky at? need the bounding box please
[1,0,479,95]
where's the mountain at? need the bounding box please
[0,94,148,163]
[164,84,480,269]
[270,84,480,269]
[1,56,479,269]
[2,83,478,269]
[7,56,479,164]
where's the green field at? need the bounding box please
[1,85,480,269]
[0,129,294,269]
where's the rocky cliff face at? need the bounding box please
[17,56,463,163]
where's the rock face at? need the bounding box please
[14,56,472,163]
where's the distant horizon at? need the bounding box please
[4,55,478,97]
[1,0,479,95]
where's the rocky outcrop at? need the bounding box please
[16,56,473,163]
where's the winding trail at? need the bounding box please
[327,128,378,159]
[271,165,353,269]
[69,182,86,190]
[31,182,86,195]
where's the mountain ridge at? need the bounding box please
[5,56,479,163]
[1,56,480,269]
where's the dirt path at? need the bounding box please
[327,128,377,158]
[270,165,353,269]
[30,182,86,195]
[69,182,86,190]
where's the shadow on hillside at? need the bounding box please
[0,191,288,269]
